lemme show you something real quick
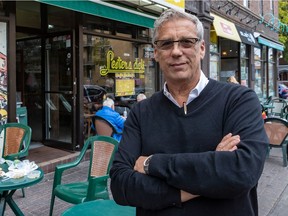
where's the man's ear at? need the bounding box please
[199,40,206,60]
[154,48,159,62]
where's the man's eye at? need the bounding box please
[180,40,193,47]
[161,41,173,47]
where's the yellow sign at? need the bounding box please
[211,13,241,42]
[165,0,184,8]
[115,73,135,97]
[153,0,185,11]
[100,50,145,76]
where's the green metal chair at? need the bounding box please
[49,135,119,216]
[0,122,32,197]
[264,117,288,167]
[270,98,287,118]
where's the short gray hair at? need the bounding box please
[152,9,204,44]
[137,93,147,102]
[103,98,114,108]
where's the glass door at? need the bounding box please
[45,34,74,146]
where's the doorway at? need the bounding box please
[44,34,74,147]
[16,34,76,150]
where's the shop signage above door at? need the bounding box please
[211,13,241,42]
[100,51,145,76]
[236,26,259,47]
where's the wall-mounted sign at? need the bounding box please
[100,50,145,76]
[153,0,185,11]
[115,73,135,97]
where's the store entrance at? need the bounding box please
[16,38,43,143]
[44,34,75,149]
[17,34,76,150]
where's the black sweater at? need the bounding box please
[110,79,268,216]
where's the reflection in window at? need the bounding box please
[268,48,275,97]
[82,35,155,114]
[254,47,262,97]
[240,44,248,86]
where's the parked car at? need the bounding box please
[84,85,107,103]
[278,84,288,99]
[84,85,107,113]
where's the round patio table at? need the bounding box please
[61,200,136,216]
[0,163,44,216]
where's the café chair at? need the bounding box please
[282,105,288,120]
[0,122,32,197]
[94,116,122,137]
[49,135,119,216]
[270,98,287,118]
[264,117,288,167]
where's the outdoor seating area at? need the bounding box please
[0,121,125,216]
[260,97,288,167]
[260,96,288,118]
[49,135,119,216]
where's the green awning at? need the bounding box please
[258,36,284,51]
[36,0,156,28]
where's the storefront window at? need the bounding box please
[210,53,219,81]
[209,25,219,80]
[268,48,275,97]
[240,43,248,86]
[262,47,267,98]
[83,35,155,114]
[254,47,262,97]
[220,38,239,83]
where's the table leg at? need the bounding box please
[6,190,24,216]
[0,191,8,216]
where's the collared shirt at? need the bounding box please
[163,71,209,107]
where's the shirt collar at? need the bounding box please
[163,71,209,107]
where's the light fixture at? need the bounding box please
[253,32,260,38]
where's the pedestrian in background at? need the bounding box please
[227,75,239,84]
[95,97,125,142]
[110,9,268,216]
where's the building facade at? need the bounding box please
[0,0,283,153]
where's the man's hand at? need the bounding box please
[216,133,240,152]
[134,156,148,174]
[133,133,240,203]
[181,190,199,202]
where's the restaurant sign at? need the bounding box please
[100,50,145,76]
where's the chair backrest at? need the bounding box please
[264,96,272,105]
[282,105,288,120]
[271,98,287,117]
[94,116,117,137]
[0,122,32,159]
[264,117,288,146]
[87,135,119,178]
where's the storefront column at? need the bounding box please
[6,2,17,122]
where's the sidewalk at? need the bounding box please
[258,148,288,216]
[3,148,288,216]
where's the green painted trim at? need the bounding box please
[37,0,155,28]
[258,36,284,51]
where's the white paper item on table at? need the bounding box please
[7,160,38,175]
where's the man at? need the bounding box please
[110,9,268,216]
[95,98,125,141]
